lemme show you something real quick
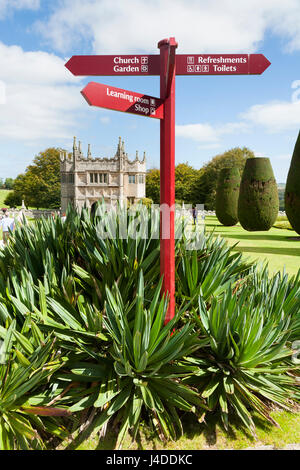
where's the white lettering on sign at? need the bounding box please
[113,56,142,72]
[113,65,140,72]
[134,96,149,105]
[135,103,149,115]
[198,56,247,64]
[106,87,154,115]
[114,57,139,64]
[106,87,134,103]
[213,64,237,72]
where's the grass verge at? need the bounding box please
[204,216,300,276]
[62,409,300,450]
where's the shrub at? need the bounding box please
[215,167,241,226]
[3,191,22,208]
[141,197,153,207]
[238,158,279,231]
[186,285,299,433]
[0,201,298,447]
[0,323,68,449]
[285,131,300,235]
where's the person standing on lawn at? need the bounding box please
[192,206,198,225]
[0,211,15,245]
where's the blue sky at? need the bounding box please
[1,1,300,184]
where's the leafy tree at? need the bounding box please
[0,178,4,189]
[4,178,14,190]
[3,191,22,208]
[9,148,62,209]
[146,164,203,205]
[175,163,201,203]
[146,168,160,204]
[199,147,255,210]
[278,186,285,211]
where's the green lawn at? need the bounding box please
[64,409,300,450]
[0,189,11,208]
[204,216,300,276]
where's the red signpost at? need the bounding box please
[158,38,177,324]
[65,55,160,76]
[65,38,271,323]
[175,54,271,75]
[66,53,270,76]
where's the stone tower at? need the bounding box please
[60,137,146,211]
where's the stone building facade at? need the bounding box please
[60,137,146,211]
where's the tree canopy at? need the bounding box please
[198,147,255,209]
[146,168,160,203]
[146,148,254,208]
[146,163,203,205]
[7,148,62,209]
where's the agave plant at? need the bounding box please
[176,230,251,306]
[0,200,298,447]
[52,273,208,448]
[237,264,300,343]
[185,288,299,434]
[0,321,69,449]
[0,207,81,284]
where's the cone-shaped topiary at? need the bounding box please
[238,158,279,231]
[215,167,241,226]
[285,131,300,235]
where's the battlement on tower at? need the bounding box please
[59,136,146,164]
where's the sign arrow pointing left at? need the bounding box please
[81,82,164,119]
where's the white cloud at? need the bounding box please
[0,0,39,18]
[176,95,300,146]
[241,99,300,132]
[197,143,222,150]
[100,116,110,124]
[0,43,81,85]
[35,0,300,54]
[175,122,248,143]
[0,42,85,141]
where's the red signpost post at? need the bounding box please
[65,39,270,323]
[158,38,177,324]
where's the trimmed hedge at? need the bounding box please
[238,158,279,231]
[215,167,241,226]
[285,131,300,235]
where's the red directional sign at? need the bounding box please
[175,54,271,75]
[66,55,160,76]
[81,82,164,119]
[66,54,270,76]
[66,39,271,324]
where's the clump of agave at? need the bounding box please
[0,202,298,449]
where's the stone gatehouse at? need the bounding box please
[60,137,146,211]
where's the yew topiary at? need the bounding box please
[285,131,300,235]
[238,158,279,231]
[215,167,241,226]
